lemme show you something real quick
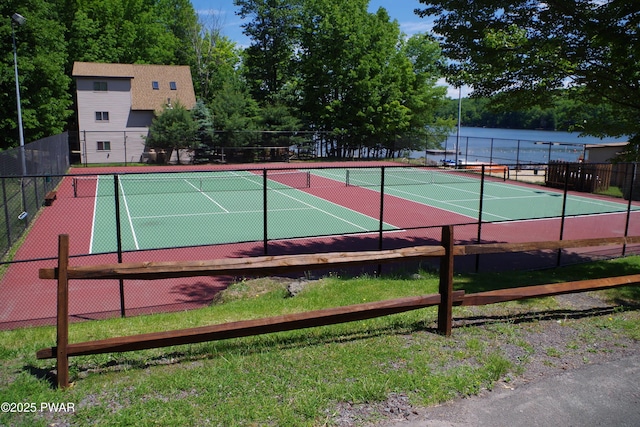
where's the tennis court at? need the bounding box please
[78,170,397,253]
[310,167,637,222]
[76,166,637,254]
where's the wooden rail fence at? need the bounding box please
[546,161,613,193]
[37,227,640,388]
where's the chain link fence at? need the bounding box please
[0,133,69,259]
[1,160,639,329]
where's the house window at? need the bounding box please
[97,141,111,151]
[93,81,108,91]
[152,81,160,90]
[95,111,109,121]
[169,81,177,90]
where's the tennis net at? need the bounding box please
[72,171,311,197]
[345,168,483,188]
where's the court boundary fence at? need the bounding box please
[37,228,640,388]
[1,133,69,259]
[3,162,638,269]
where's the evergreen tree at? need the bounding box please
[145,102,198,164]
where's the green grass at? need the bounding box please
[596,185,624,198]
[1,257,639,426]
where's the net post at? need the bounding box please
[56,234,70,388]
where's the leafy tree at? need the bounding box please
[398,33,453,153]
[0,2,72,149]
[294,1,450,158]
[297,0,396,157]
[415,0,640,156]
[209,80,260,148]
[257,103,303,148]
[145,101,198,164]
[67,0,197,65]
[191,27,241,102]
[236,0,302,104]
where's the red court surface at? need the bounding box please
[1,161,638,330]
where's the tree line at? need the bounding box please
[436,96,619,133]
[1,0,454,159]
[418,0,639,159]
[2,1,637,160]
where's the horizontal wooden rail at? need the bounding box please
[39,245,448,281]
[461,274,640,306]
[37,229,640,388]
[38,236,640,281]
[459,236,640,256]
[36,291,465,359]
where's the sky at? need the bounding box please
[189,0,469,98]
[190,1,434,47]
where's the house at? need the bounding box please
[584,141,630,188]
[584,141,629,163]
[72,62,197,164]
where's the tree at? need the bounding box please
[0,2,72,149]
[236,0,302,104]
[398,33,453,153]
[257,103,303,148]
[208,80,260,148]
[145,102,198,164]
[191,99,214,146]
[189,12,243,102]
[297,0,402,157]
[67,0,197,65]
[295,1,450,158]
[415,0,640,156]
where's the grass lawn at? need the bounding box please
[1,257,639,426]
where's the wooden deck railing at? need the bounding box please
[37,227,640,388]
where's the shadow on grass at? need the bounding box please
[457,257,640,294]
[24,365,58,389]
[25,300,638,389]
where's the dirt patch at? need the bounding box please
[328,292,640,426]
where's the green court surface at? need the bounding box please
[87,171,396,253]
[310,167,636,222]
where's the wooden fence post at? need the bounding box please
[56,234,70,388]
[438,226,454,336]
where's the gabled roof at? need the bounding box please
[72,62,197,112]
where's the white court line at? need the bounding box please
[89,176,100,254]
[118,178,140,250]
[182,178,229,213]
[133,206,316,220]
[231,171,389,231]
[315,168,634,222]
[384,185,509,220]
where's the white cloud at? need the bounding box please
[399,20,434,36]
[437,78,473,98]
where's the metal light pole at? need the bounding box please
[11,13,27,176]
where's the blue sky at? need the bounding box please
[189,1,465,97]
[190,1,433,46]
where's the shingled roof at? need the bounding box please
[72,62,197,111]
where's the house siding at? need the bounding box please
[73,62,196,165]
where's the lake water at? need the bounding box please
[415,127,629,165]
